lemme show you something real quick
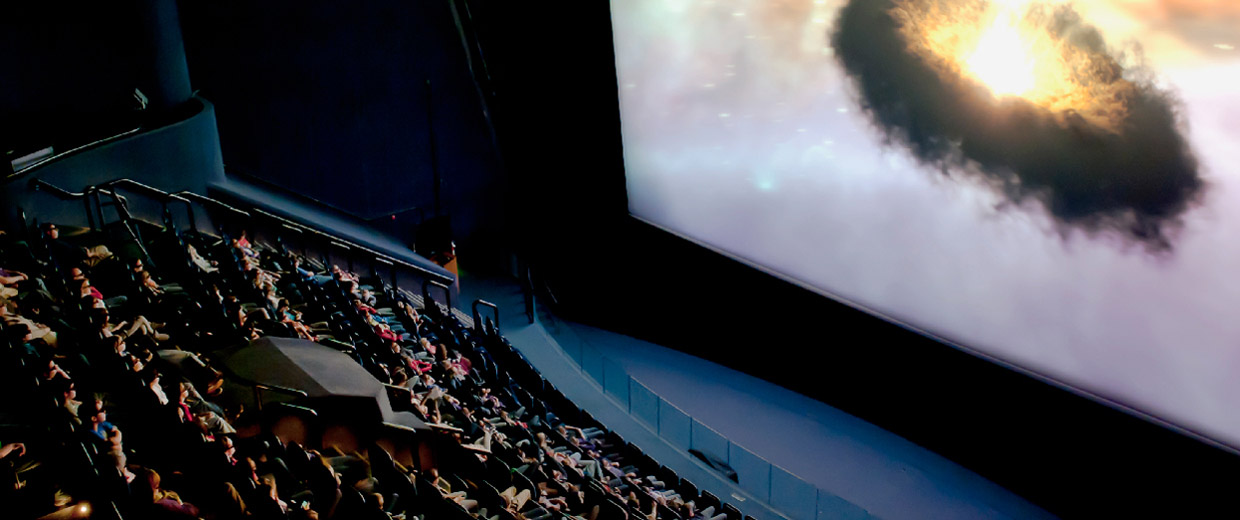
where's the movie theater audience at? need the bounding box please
[0,219,737,520]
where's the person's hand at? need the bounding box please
[0,442,26,458]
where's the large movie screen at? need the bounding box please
[613,0,1240,445]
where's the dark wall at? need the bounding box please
[1,98,225,232]
[477,2,1240,517]
[1,0,193,155]
[177,0,506,267]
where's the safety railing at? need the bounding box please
[542,316,872,520]
[245,207,454,288]
[423,279,454,315]
[36,177,454,297]
[472,299,499,335]
[6,126,142,180]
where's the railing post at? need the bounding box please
[473,299,500,335]
[423,279,453,315]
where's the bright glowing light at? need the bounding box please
[892,0,1138,133]
[966,10,1036,97]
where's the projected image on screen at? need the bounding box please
[613,0,1240,444]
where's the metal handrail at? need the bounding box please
[102,179,194,230]
[221,367,310,413]
[248,207,452,285]
[423,279,453,314]
[92,183,157,268]
[29,178,87,199]
[6,125,142,180]
[171,190,252,219]
[473,299,499,335]
[269,402,319,417]
[29,179,131,234]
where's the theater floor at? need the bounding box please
[460,274,1053,520]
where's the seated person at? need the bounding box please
[133,468,201,518]
[276,299,316,340]
[76,277,127,309]
[174,381,235,436]
[79,401,123,453]
[1,299,57,348]
[0,266,29,299]
[129,257,182,294]
[40,223,86,271]
[89,307,169,343]
[185,243,218,273]
[428,468,478,511]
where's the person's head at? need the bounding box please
[278,299,291,311]
[69,266,85,281]
[389,341,400,353]
[77,278,92,296]
[80,401,105,425]
[178,381,190,401]
[141,468,162,497]
[262,474,279,498]
[5,324,31,344]
[108,336,126,355]
[130,258,144,272]
[140,368,160,388]
[58,379,77,402]
[89,307,110,327]
[42,223,59,240]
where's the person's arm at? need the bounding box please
[0,442,25,458]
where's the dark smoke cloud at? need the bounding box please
[830,0,1205,250]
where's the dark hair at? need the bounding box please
[49,376,74,397]
[139,368,160,386]
[5,324,31,342]
[78,400,103,423]
[89,308,110,327]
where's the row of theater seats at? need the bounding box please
[0,202,750,520]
